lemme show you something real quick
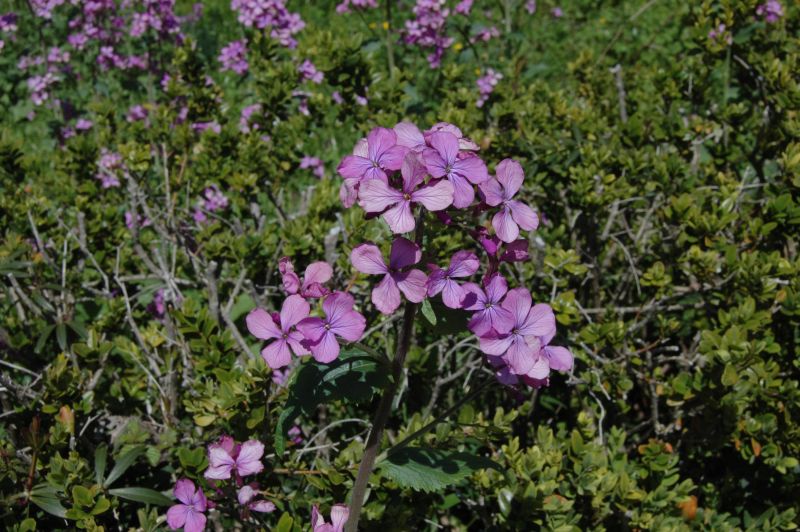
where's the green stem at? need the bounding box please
[384,0,396,81]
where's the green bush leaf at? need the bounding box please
[380,447,502,493]
[109,487,173,506]
[28,484,67,518]
[274,348,389,455]
[104,445,146,488]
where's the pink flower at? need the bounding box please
[423,131,488,208]
[312,504,350,532]
[204,436,265,480]
[337,127,408,189]
[350,237,427,315]
[279,258,332,298]
[394,121,426,151]
[424,123,480,151]
[426,251,479,308]
[479,159,538,242]
[166,479,207,532]
[756,1,783,23]
[246,295,311,368]
[478,288,555,375]
[461,274,514,336]
[237,485,276,513]
[359,153,454,233]
[297,292,366,363]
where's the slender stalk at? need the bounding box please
[384,0,396,80]
[346,217,425,531]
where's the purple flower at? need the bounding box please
[478,288,555,375]
[479,159,538,242]
[204,436,265,480]
[350,237,427,315]
[191,121,221,134]
[455,0,473,15]
[332,91,344,104]
[300,155,325,178]
[203,185,228,211]
[336,0,378,14]
[426,251,479,308]
[30,0,64,20]
[239,104,262,133]
[312,504,350,532]
[337,127,408,206]
[125,211,151,231]
[75,119,93,130]
[237,485,276,514]
[231,0,305,48]
[127,104,148,122]
[461,274,515,336]
[525,1,536,14]
[422,131,489,208]
[219,40,248,75]
[96,149,124,188]
[404,0,454,68]
[246,295,311,368]
[551,6,564,18]
[297,292,366,363]
[476,68,502,108]
[756,1,783,23]
[354,94,368,106]
[278,258,333,299]
[298,59,324,84]
[424,122,479,151]
[166,479,207,532]
[359,152,454,233]
[0,13,18,34]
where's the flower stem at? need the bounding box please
[346,217,425,531]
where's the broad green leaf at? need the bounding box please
[380,447,502,492]
[275,512,294,532]
[274,348,389,455]
[104,445,146,488]
[420,298,437,326]
[72,485,93,507]
[94,444,108,486]
[29,484,67,518]
[109,487,173,506]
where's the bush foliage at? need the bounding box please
[1,0,798,530]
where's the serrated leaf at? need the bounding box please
[29,484,67,518]
[274,348,388,455]
[380,447,502,492]
[104,445,146,488]
[109,487,173,506]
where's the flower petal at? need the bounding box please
[166,504,190,530]
[367,127,398,163]
[358,179,403,213]
[460,282,486,311]
[394,121,425,150]
[287,330,311,356]
[411,179,454,212]
[310,330,340,363]
[380,145,410,171]
[400,152,428,192]
[388,237,421,269]
[280,294,310,330]
[449,172,475,209]
[183,508,207,532]
[501,288,532,328]
[261,339,292,369]
[245,308,281,340]
[448,251,479,278]
[428,131,459,166]
[508,200,539,231]
[304,261,333,286]
[237,485,255,505]
[441,279,465,309]
[493,206,519,243]
[422,148,448,178]
[337,155,372,179]
[383,201,415,234]
[235,440,265,477]
[518,303,555,338]
[174,479,197,505]
[545,345,573,372]
[205,447,235,479]
[350,243,388,275]
[394,269,427,303]
[372,274,401,314]
[250,500,276,513]
[478,177,504,207]
[504,335,536,375]
[495,158,524,197]
[330,504,350,532]
[484,274,508,303]
[479,333,513,356]
[452,154,489,184]
[339,178,359,208]
[296,317,326,342]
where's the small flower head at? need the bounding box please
[166,479,207,532]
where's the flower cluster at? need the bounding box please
[0,12,16,52]
[756,1,783,23]
[300,155,325,178]
[333,121,572,387]
[219,40,249,75]
[231,0,305,48]
[476,68,502,108]
[95,149,125,188]
[312,504,350,532]
[335,0,378,14]
[298,59,324,84]
[708,23,732,45]
[404,0,454,68]
[193,185,229,223]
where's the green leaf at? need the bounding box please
[72,485,93,507]
[275,348,389,455]
[29,484,67,518]
[104,445,146,488]
[380,447,502,493]
[275,512,294,532]
[721,364,738,386]
[94,444,108,486]
[55,323,67,351]
[109,487,173,506]
[420,298,437,326]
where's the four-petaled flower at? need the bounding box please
[359,152,454,233]
[461,274,514,336]
[423,131,488,208]
[312,504,350,532]
[246,295,310,368]
[478,288,555,375]
[337,127,408,206]
[204,436,265,480]
[297,292,366,363]
[167,479,207,532]
[426,250,479,308]
[350,237,427,315]
[479,159,538,242]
